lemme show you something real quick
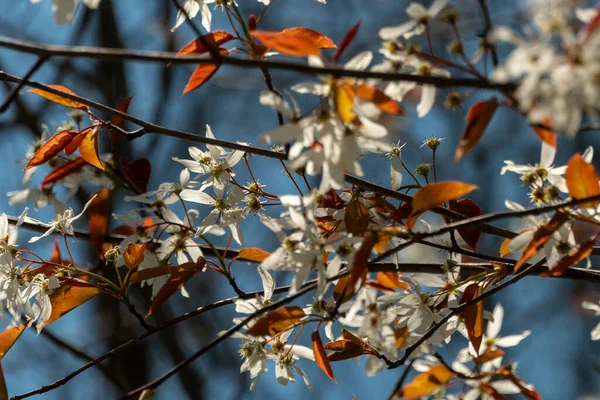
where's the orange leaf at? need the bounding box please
[394,327,409,350]
[355,84,404,115]
[462,283,484,354]
[129,265,180,284]
[64,126,93,156]
[408,182,478,230]
[183,64,220,94]
[344,200,370,236]
[237,248,271,263]
[177,31,234,56]
[397,365,454,399]
[246,306,306,336]
[473,348,504,365]
[448,198,482,250]
[280,27,337,49]
[44,285,101,328]
[23,130,78,170]
[514,211,570,272]
[251,30,321,57]
[455,97,498,162]
[339,233,378,301]
[335,84,357,123]
[78,126,104,170]
[541,233,599,277]
[89,189,110,256]
[147,260,206,317]
[499,237,513,257]
[0,324,26,360]
[312,330,336,382]
[376,272,409,291]
[42,157,87,188]
[124,243,146,270]
[28,84,89,110]
[532,119,556,148]
[565,153,600,208]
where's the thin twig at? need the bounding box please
[0,55,47,112]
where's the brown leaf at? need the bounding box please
[121,157,152,193]
[246,306,306,336]
[448,198,482,250]
[0,361,7,400]
[237,248,271,263]
[455,97,498,162]
[44,285,101,329]
[42,157,87,188]
[462,283,484,354]
[337,233,378,301]
[88,189,111,256]
[129,265,180,284]
[397,365,454,399]
[147,260,206,317]
[565,153,600,208]
[408,182,478,230]
[514,211,570,272]
[312,330,336,382]
[541,233,599,277]
[344,200,370,236]
[28,84,89,110]
[0,324,26,360]
[124,243,146,270]
[354,84,404,115]
[23,130,78,170]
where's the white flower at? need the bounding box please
[22,274,60,334]
[31,0,101,25]
[171,0,215,32]
[582,300,600,341]
[387,141,406,191]
[379,0,447,40]
[28,195,96,243]
[0,208,28,252]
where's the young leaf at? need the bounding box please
[473,348,504,365]
[129,265,180,284]
[176,31,234,56]
[455,97,498,162]
[565,153,600,208]
[532,120,556,148]
[0,361,7,400]
[42,157,87,188]
[88,189,110,256]
[335,84,357,123]
[110,96,133,147]
[121,157,152,193]
[376,272,409,292]
[312,330,336,382]
[123,243,146,270]
[448,198,482,250]
[337,233,378,302]
[514,211,569,272]
[23,130,78,170]
[334,19,361,63]
[246,306,306,336]
[238,248,271,263]
[64,126,94,156]
[396,365,454,399]
[147,260,206,317]
[44,285,101,329]
[28,84,89,110]
[354,84,404,115]
[251,30,321,57]
[183,64,220,94]
[541,233,599,277]
[78,126,104,170]
[462,283,484,354]
[344,200,370,236]
[0,324,26,360]
[408,182,478,230]
[280,27,337,49]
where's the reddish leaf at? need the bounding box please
[462,283,484,354]
[183,64,220,94]
[110,96,133,148]
[565,153,600,208]
[44,285,101,329]
[122,157,152,193]
[123,243,146,270]
[176,31,234,56]
[532,120,556,148]
[23,130,78,170]
[312,330,336,382]
[78,126,104,170]
[448,198,482,250]
[42,157,87,188]
[28,84,89,110]
[246,306,306,336]
[344,200,370,236]
[455,97,498,162]
[335,233,378,303]
[514,211,570,272]
[396,365,454,399]
[355,84,404,115]
[237,248,271,263]
[129,265,180,284]
[408,182,478,230]
[147,260,206,317]
[89,189,110,256]
[0,361,7,400]
[334,19,361,63]
[479,383,506,400]
[280,27,337,49]
[251,30,321,57]
[583,8,600,42]
[541,233,599,277]
[499,367,542,400]
[473,348,504,365]
[64,126,94,156]
[0,324,26,360]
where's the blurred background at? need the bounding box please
[0,0,599,399]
